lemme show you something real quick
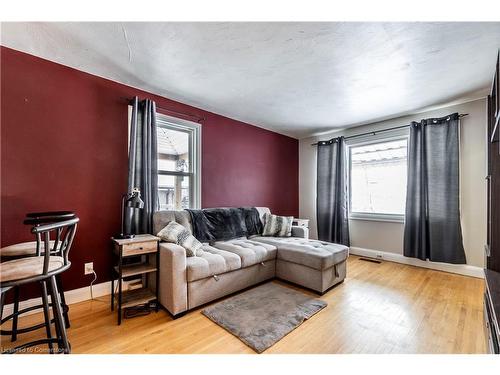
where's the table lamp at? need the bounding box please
[116,188,144,239]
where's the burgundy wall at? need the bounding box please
[1,46,298,294]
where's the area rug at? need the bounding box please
[201,283,327,353]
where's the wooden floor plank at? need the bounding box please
[0,256,485,354]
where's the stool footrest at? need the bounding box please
[0,303,69,328]
[1,321,48,336]
[1,303,49,324]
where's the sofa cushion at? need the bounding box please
[153,210,192,235]
[157,221,203,257]
[186,245,242,282]
[251,237,348,271]
[212,239,277,268]
[262,213,293,237]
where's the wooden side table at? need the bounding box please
[111,234,160,325]
[292,218,310,239]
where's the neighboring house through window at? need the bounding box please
[347,129,409,222]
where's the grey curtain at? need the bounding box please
[404,113,466,264]
[125,97,159,235]
[316,136,350,246]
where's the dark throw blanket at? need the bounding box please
[186,207,263,243]
[240,207,264,237]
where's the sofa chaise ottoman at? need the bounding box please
[251,236,348,295]
[153,207,348,317]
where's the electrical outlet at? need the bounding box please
[84,262,94,275]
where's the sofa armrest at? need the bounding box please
[291,226,309,239]
[158,242,188,316]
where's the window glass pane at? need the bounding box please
[350,139,407,215]
[157,127,190,172]
[158,175,190,210]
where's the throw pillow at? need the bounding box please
[157,221,204,257]
[262,213,293,237]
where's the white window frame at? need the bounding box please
[156,113,202,210]
[128,106,202,210]
[346,128,409,223]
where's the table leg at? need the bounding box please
[118,252,122,325]
[111,273,114,311]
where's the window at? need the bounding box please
[156,114,201,211]
[347,132,408,222]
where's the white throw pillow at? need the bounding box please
[262,213,293,237]
[157,221,203,257]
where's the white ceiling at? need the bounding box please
[2,22,500,138]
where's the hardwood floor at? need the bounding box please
[1,256,486,354]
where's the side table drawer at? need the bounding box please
[122,241,157,256]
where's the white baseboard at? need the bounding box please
[2,281,111,318]
[350,246,484,279]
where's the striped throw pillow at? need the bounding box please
[157,221,203,257]
[262,213,293,237]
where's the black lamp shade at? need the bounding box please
[126,190,144,209]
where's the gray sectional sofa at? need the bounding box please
[153,207,349,317]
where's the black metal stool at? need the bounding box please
[0,211,75,343]
[0,217,78,354]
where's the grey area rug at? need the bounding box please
[202,283,327,353]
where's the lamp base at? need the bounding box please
[114,233,136,240]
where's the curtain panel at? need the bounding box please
[316,136,350,246]
[403,113,466,264]
[125,97,159,235]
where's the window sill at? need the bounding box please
[349,214,405,224]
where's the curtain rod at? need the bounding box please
[123,97,205,123]
[311,113,469,146]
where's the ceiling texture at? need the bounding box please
[2,22,500,138]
